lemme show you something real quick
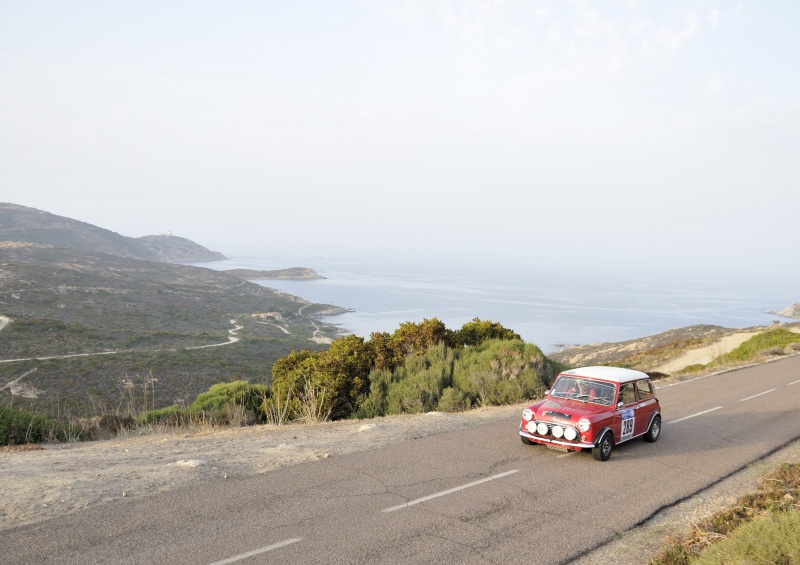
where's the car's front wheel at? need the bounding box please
[592,432,613,461]
[520,435,533,445]
[644,415,661,443]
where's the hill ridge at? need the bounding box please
[0,202,226,263]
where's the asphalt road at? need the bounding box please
[3,356,800,564]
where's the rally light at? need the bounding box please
[564,427,578,441]
[552,425,564,438]
[536,422,549,435]
[525,421,537,433]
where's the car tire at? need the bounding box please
[592,432,613,461]
[521,435,533,445]
[644,415,661,443]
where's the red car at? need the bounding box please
[519,366,662,461]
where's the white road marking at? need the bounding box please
[207,538,302,565]
[789,379,800,386]
[382,470,519,513]
[667,406,723,424]
[738,388,777,402]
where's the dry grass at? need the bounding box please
[651,463,800,564]
[0,443,45,453]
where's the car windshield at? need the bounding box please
[549,377,616,406]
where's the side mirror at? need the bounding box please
[544,390,550,396]
[616,401,624,410]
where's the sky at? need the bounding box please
[2,1,799,278]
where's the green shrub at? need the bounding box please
[358,339,555,418]
[0,403,86,445]
[454,318,520,346]
[713,328,800,365]
[356,369,392,419]
[452,339,551,406]
[189,380,268,414]
[678,363,707,375]
[136,405,191,426]
[437,387,471,412]
[383,344,454,415]
[272,320,557,421]
[137,381,270,426]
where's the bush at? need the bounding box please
[272,320,557,421]
[189,380,268,415]
[137,380,269,426]
[454,318,520,346]
[357,339,556,418]
[714,328,800,365]
[437,387,471,412]
[0,403,86,445]
[678,363,707,375]
[452,339,552,407]
[136,405,191,426]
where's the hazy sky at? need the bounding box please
[2,1,798,277]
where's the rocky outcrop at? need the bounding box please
[768,303,800,319]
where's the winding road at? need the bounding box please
[0,319,243,364]
[2,355,799,564]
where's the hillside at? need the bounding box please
[0,203,225,263]
[550,322,800,374]
[0,243,345,412]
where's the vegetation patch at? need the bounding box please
[0,403,88,445]
[614,337,713,371]
[652,463,800,564]
[712,328,800,365]
[677,328,800,375]
[138,380,269,427]
[268,318,562,423]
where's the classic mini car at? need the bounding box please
[519,366,661,461]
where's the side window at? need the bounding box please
[637,379,654,400]
[618,383,636,405]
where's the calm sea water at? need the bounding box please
[195,256,797,353]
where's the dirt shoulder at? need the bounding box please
[0,405,521,532]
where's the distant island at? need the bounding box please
[224,267,324,280]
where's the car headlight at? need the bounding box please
[551,425,564,438]
[578,418,590,432]
[536,422,549,435]
[522,408,534,421]
[564,427,578,441]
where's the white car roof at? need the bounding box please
[557,366,649,384]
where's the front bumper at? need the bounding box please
[519,428,594,450]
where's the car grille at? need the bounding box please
[532,420,579,441]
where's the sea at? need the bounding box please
[193,255,797,354]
